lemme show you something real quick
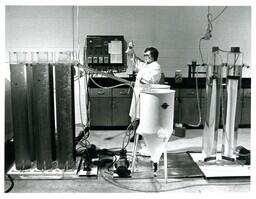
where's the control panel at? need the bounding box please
[85,35,125,70]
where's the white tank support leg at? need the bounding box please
[131,133,139,173]
[164,138,168,183]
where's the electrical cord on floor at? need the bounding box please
[104,98,137,149]
[76,142,91,156]
[104,131,125,140]
[75,126,90,145]
[104,122,134,141]
[5,174,14,193]
[122,120,138,149]
[100,165,249,193]
[99,149,249,192]
[107,155,117,172]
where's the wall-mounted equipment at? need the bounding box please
[85,35,125,71]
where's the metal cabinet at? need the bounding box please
[112,88,132,126]
[89,88,112,127]
[89,87,132,128]
[89,86,250,128]
[200,88,249,127]
[174,90,181,124]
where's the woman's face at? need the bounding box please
[144,51,154,64]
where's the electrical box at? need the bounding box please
[85,35,125,70]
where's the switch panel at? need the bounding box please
[85,35,124,68]
[93,56,98,64]
[88,56,93,64]
[104,56,109,64]
[98,56,103,64]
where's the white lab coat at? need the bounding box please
[129,58,161,121]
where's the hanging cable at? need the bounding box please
[77,64,85,128]
[211,6,228,22]
[199,38,205,65]
[5,174,14,193]
[187,65,202,128]
[194,6,228,127]
[89,76,131,89]
[200,6,228,62]
[84,71,90,127]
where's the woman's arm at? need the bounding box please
[126,41,144,72]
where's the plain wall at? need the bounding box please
[5,6,252,124]
[6,6,251,76]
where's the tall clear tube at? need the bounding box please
[222,47,243,160]
[202,47,223,161]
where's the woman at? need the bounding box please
[126,42,162,141]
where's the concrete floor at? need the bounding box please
[5,128,251,193]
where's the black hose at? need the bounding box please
[5,174,14,193]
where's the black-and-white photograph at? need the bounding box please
[2,0,255,196]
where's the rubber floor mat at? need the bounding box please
[130,152,204,179]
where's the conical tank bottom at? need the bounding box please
[142,134,166,163]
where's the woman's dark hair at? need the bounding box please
[144,47,159,61]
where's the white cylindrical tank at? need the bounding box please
[137,89,175,163]
[148,84,170,90]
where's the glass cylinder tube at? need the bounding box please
[202,48,223,161]
[222,47,243,160]
[17,52,27,63]
[227,48,243,77]
[31,52,39,63]
[48,52,54,63]
[9,52,18,64]
[38,52,49,63]
[9,52,27,64]
[55,51,71,63]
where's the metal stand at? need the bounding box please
[131,132,169,183]
[131,132,139,173]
